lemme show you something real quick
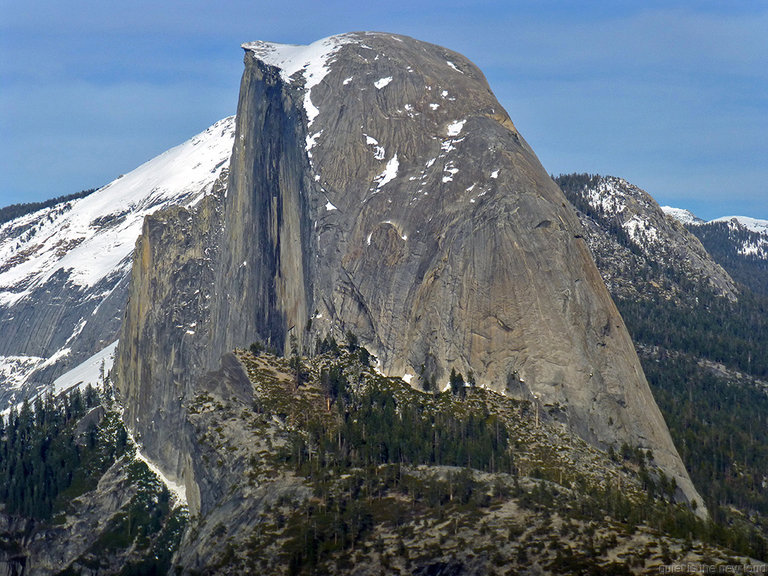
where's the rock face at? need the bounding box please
[115,189,226,514]
[209,50,313,358]
[115,33,703,510]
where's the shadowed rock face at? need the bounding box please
[208,52,313,360]
[115,32,703,511]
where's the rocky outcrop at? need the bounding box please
[172,349,734,573]
[115,32,703,511]
[209,53,313,358]
[0,451,175,575]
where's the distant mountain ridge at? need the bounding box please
[0,188,97,226]
[663,205,768,296]
[555,173,737,305]
[556,173,768,550]
[662,206,768,260]
[0,116,235,407]
[659,206,705,226]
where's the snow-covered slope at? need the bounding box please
[711,215,768,235]
[710,216,768,258]
[0,116,235,407]
[0,116,235,307]
[660,206,705,226]
[52,340,118,396]
[664,208,768,260]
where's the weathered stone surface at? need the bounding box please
[209,53,313,358]
[0,117,235,409]
[114,32,703,511]
[0,456,145,575]
[115,183,226,514]
[0,267,127,406]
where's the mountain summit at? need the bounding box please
[112,32,702,512]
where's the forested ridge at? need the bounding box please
[642,352,768,527]
[0,188,96,226]
[196,341,766,573]
[617,289,768,379]
[0,385,186,574]
[688,221,768,297]
[611,258,768,530]
[553,173,768,555]
[0,385,110,519]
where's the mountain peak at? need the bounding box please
[0,115,235,405]
[661,205,705,226]
[557,174,737,304]
[114,35,704,515]
[240,32,379,77]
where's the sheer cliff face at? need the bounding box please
[0,117,234,410]
[116,32,702,509]
[209,54,312,358]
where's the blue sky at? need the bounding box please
[1,1,766,220]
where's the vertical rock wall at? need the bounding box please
[210,53,313,357]
[115,189,225,514]
[115,54,317,514]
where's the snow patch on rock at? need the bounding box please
[661,206,704,226]
[447,120,466,137]
[712,216,768,235]
[52,340,118,395]
[364,134,386,160]
[374,155,399,190]
[134,446,188,508]
[0,355,45,391]
[243,35,355,126]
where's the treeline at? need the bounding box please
[0,188,97,225]
[642,353,768,516]
[0,386,127,520]
[244,346,519,573]
[617,282,768,547]
[250,347,767,572]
